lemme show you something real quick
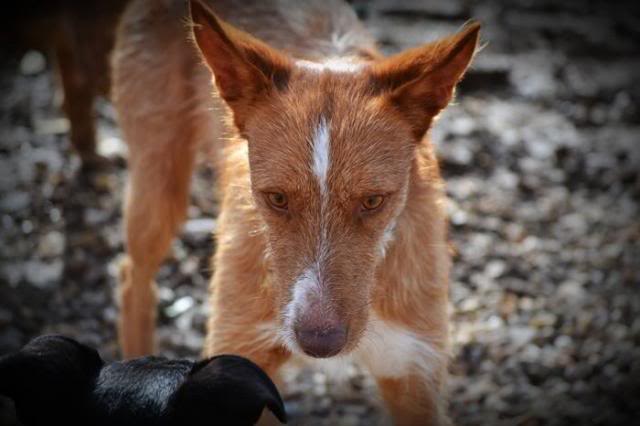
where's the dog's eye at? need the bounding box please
[361,195,384,211]
[266,192,288,210]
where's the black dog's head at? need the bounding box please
[0,335,286,426]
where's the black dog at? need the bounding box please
[0,335,286,425]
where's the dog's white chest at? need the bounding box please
[304,316,443,380]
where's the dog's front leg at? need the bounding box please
[205,307,290,426]
[376,371,451,426]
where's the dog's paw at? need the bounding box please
[168,354,287,425]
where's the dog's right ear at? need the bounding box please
[0,335,103,425]
[168,354,287,425]
[189,0,293,134]
[369,22,480,140]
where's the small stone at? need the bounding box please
[450,115,476,136]
[554,335,573,349]
[24,259,63,288]
[459,298,480,313]
[183,218,216,237]
[34,118,70,136]
[97,134,128,158]
[165,296,195,318]
[557,280,586,304]
[20,50,46,75]
[37,230,65,257]
[530,312,557,328]
[84,208,110,225]
[157,286,175,303]
[509,326,536,348]
[0,191,30,213]
[179,257,199,276]
[485,260,507,279]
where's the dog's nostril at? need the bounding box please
[295,324,347,358]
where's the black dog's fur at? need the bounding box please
[0,335,287,425]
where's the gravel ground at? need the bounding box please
[1,0,639,425]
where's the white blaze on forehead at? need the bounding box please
[296,58,363,73]
[312,117,331,194]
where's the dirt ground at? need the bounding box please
[1,0,639,425]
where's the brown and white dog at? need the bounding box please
[112,0,480,424]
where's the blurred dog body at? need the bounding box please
[2,1,130,166]
[112,1,479,424]
[0,335,286,426]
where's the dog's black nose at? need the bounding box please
[295,324,347,358]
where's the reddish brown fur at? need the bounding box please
[113,0,479,423]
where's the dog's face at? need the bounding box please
[191,0,479,358]
[243,76,416,357]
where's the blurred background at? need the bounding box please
[0,0,639,425]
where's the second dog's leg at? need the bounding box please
[55,41,98,166]
[118,131,197,358]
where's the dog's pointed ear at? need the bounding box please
[169,355,287,425]
[369,22,481,140]
[189,0,292,134]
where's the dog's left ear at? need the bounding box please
[189,0,293,135]
[168,355,287,425]
[369,22,481,140]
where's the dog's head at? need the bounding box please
[0,335,286,426]
[190,0,479,358]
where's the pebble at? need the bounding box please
[37,230,65,257]
[19,50,46,75]
[0,191,30,213]
[183,218,216,237]
[165,296,195,318]
[23,259,63,289]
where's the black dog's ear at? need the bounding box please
[0,335,103,425]
[168,354,287,425]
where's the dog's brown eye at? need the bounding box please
[267,192,288,210]
[362,195,384,211]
